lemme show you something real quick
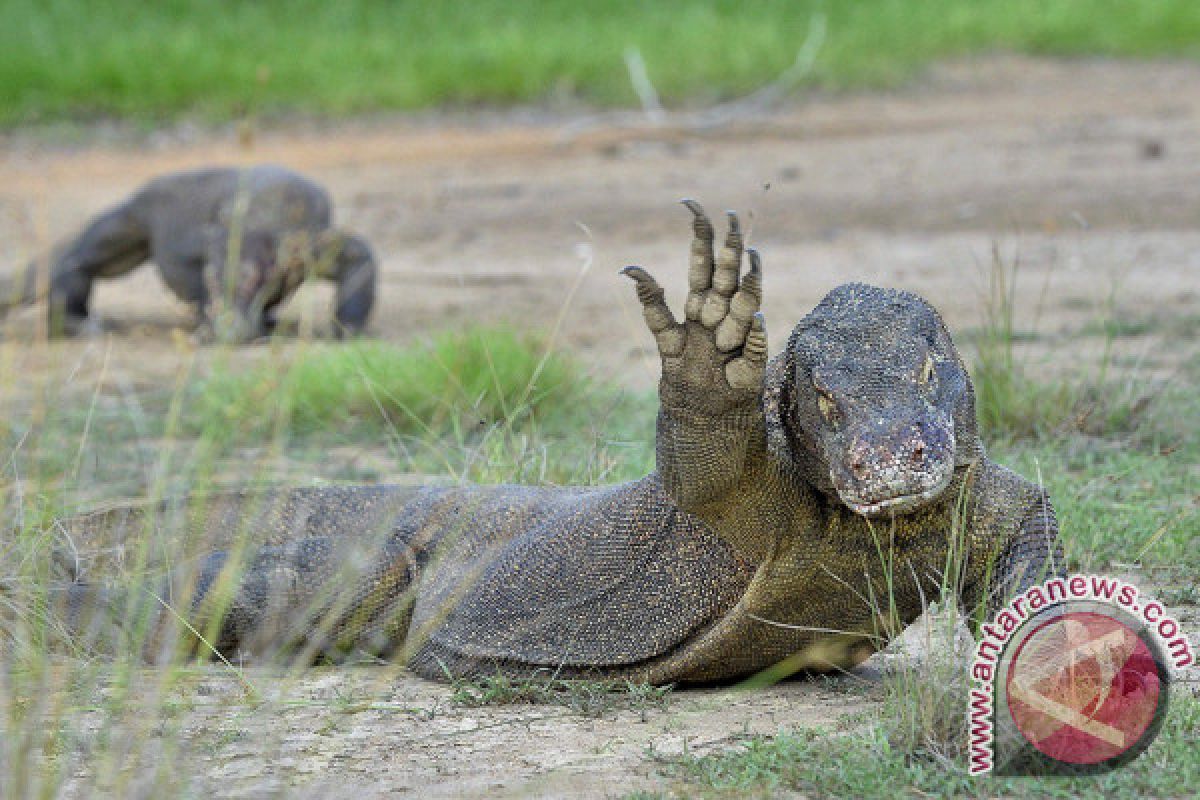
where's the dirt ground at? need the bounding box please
[3,57,1199,385]
[2,57,1199,797]
[51,663,884,798]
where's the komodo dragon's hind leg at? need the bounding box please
[48,202,151,336]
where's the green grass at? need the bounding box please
[651,692,1200,798]
[968,247,1154,442]
[0,327,654,508]
[193,327,655,485]
[5,0,1200,125]
[977,359,1198,571]
[996,408,1200,572]
[196,328,584,438]
[968,250,1199,572]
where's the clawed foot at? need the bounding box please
[49,313,122,338]
[623,200,767,406]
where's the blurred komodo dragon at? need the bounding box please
[52,201,1064,684]
[0,165,377,341]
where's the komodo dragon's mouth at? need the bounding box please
[837,469,954,518]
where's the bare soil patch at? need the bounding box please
[51,666,878,798]
[3,57,1199,388]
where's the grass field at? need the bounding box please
[649,693,1200,797]
[4,0,1200,125]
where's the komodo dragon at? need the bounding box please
[56,201,1064,683]
[0,165,376,341]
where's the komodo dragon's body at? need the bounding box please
[1,165,376,341]
[59,202,1063,684]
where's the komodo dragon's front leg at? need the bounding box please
[311,229,377,337]
[623,202,769,511]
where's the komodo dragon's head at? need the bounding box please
[207,230,343,318]
[765,283,983,517]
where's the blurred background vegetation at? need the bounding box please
[4,0,1200,124]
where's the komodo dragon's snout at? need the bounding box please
[824,401,956,517]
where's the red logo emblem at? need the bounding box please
[1006,611,1163,765]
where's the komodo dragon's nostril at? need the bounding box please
[911,441,926,464]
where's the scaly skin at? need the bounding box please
[53,202,1064,683]
[0,165,376,341]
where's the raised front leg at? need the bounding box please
[47,202,150,336]
[623,201,768,513]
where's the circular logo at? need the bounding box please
[1005,609,1167,767]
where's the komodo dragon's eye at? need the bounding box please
[919,354,937,390]
[816,392,839,427]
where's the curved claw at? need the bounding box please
[683,199,716,320]
[681,198,713,237]
[707,209,745,312]
[746,248,762,276]
[621,265,663,303]
[725,211,740,235]
[624,265,682,353]
[714,242,763,351]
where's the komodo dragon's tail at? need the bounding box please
[6,484,426,660]
[0,261,44,315]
